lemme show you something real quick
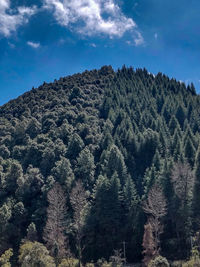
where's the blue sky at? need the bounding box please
[0,0,200,105]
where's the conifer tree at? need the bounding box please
[75,147,95,189]
[51,157,74,191]
[184,137,195,167]
[104,145,127,185]
[123,176,141,260]
[193,147,200,229]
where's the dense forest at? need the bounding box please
[0,65,200,266]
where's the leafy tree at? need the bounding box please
[58,258,79,267]
[43,183,68,265]
[142,220,156,267]
[18,241,56,267]
[143,184,167,255]
[149,255,169,267]
[70,181,88,267]
[0,248,13,267]
[5,160,23,195]
[0,203,12,253]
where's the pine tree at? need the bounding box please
[123,176,141,260]
[75,147,95,189]
[184,137,195,167]
[193,147,200,229]
[67,133,84,160]
[169,115,180,136]
[51,157,74,191]
[104,145,127,185]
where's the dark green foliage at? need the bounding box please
[51,157,74,191]
[0,66,200,264]
[75,147,95,189]
[193,147,200,229]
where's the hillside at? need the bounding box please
[0,65,200,265]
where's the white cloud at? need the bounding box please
[0,0,37,37]
[90,43,97,47]
[134,31,144,46]
[8,41,15,48]
[27,41,40,48]
[43,0,143,44]
[154,33,158,40]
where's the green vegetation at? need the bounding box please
[0,65,200,265]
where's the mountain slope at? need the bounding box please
[0,65,200,264]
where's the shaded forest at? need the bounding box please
[0,65,200,266]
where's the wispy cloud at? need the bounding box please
[0,0,37,37]
[27,41,40,48]
[43,0,143,44]
[90,43,97,47]
[134,31,144,46]
[154,33,158,40]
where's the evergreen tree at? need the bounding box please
[193,147,200,229]
[67,133,84,160]
[184,137,195,167]
[75,147,95,189]
[103,145,127,185]
[51,157,74,191]
[123,176,141,260]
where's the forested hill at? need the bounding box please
[1,65,200,266]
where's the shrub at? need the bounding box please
[0,248,13,267]
[85,263,95,267]
[58,258,79,267]
[18,241,55,267]
[149,255,169,267]
[182,248,200,267]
